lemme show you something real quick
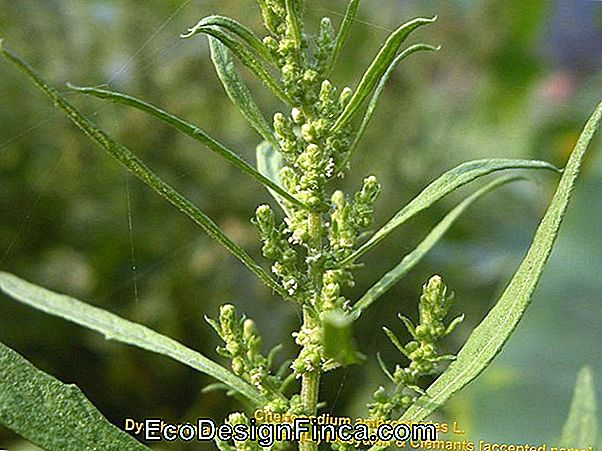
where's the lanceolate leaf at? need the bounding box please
[337,43,439,174]
[332,16,437,131]
[560,366,598,448]
[0,45,288,298]
[68,84,301,208]
[209,37,277,146]
[0,340,149,451]
[182,24,291,104]
[284,0,303,48]
[369,99,602,450]
[352,175,523,318]
[327,0,361,73]
[184,15,274,63]
[256,141,291,216]
[0,272,267,406]
[340,159,559,266]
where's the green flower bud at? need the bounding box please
[415,324,428,340]
[359,175,380,202]
[373,386,388,402]
[232,357,245,376]
[405,340,419,353]
[226,341,241,356]
[219,304,237,330]
[243,319,258,342]
[339,87,353,107]
[301,123,318,143]
[291,107,304,124]
[303,69,318,84]
[318,17,334,47]
[319,80,334,105]
[255,204,275,233]
[331,190,345,208]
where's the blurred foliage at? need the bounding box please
[1,0,601,449]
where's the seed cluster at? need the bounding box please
[250,0,381,380]
[368,276,463,420]
[207,304,288,412]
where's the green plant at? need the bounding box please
[0,1,600,450]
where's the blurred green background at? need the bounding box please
[1,0,601,449]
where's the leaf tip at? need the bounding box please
[180,24,198,39]
[65,81,80,91]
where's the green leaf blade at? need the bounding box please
[0,272,267,406]
[209,36,277,146]
[352,175,524,317]
[0,340,149,450]
[327,0,361,74]
[341,158,559,266]
[67,84,303,209]
[333,16,437,131]
[182,24,291,104]
[0,45,289,298]
[183,15,274,63]
[367,99,602,448]
[256,141,292,217]
[560,366,598,448]
[284,0,303,48]
[339,43,439,173]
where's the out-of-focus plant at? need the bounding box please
[0,0,601,449]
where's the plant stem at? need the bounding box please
[300,308,320,451]
[299,211,322,451]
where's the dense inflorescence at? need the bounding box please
[368,276,463,420]
[250,0,383,384]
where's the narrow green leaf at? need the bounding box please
[560,366,598,448]
[377,353,395,383]
[382,327,408,357]
[398,315,417,339]
[284,0,303,48]
[182,24,291,104]
[256,141,292,216]
[327,0,361,73]
[340,159,559,266]
[209,36,277,146]
[338,43,439,174]
[0,272,267,406]
[321,309,365,367]
[0,340,149,450]
[68,84,303,209]
[332,16,437,131]
[0,45,288,298]
[369,99,602,446]
[184,15,274,63]
[352,175,523,317]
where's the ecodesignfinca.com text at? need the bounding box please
[136,417,437,447]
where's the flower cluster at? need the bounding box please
[206,304,288,411]
[369,275,463,419]
[328,175,381,263]
[249,1,383,382]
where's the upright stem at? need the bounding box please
[299,211,322,451]
[300,363,319,451]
